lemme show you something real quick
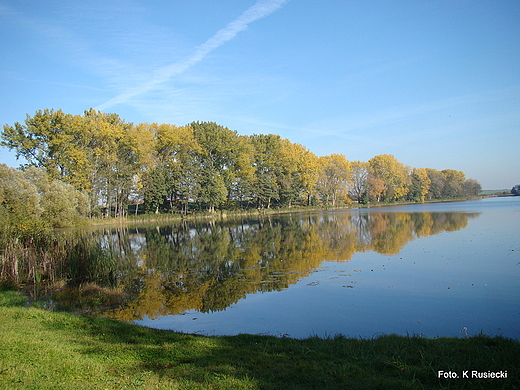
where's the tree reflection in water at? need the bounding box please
[52,210,478,320]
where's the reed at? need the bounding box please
[0,229,115,292]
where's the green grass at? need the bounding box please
[0,290,519,389]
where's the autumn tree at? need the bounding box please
[140,123,200,213]
[2,109,145,217]
[367,175,386,202]
[292,143,320,206]
[278,139,320,207]
[83,109,140,217]
[348,161,369,203]
[2,108,483,216]
[441,169,466,198]
[227,135,255,204]
[316,154,351,207]
[368,154,409,201]
[408,168,431,202]
[425,169,445,200]
[249,135,320,208]
[463,179,482,197]
[276,139,303,207]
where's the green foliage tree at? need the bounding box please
[0,165,89,229]
[1,109,91,190]
[0,164,42,230]
[189,122,254,211]
[425,169,445,200]
[146,123,201,213]
[408,168,431,202]
[249,134,282,208]
[142,165,169,213]
[25,166,90,227]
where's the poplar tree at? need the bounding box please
[316,154,351,206]
[368,154,409,201]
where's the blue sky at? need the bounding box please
[1,0,519,189]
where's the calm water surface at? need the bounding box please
[86,197,520,339]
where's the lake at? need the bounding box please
[65,197,520,339]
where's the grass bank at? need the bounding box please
[1,290,518,389]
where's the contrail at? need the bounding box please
[96,0,289,111]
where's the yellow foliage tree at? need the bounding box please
[409,168,431,202]
[368,154,409,201]
[317,154,351,206]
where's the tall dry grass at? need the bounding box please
[0,230,114,289]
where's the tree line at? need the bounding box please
[1,109,482,224]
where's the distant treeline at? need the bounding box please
[1,109,481,225]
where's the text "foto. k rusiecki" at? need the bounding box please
[438,370,507,379]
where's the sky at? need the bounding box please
[0,0,519,189]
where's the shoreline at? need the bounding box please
[1,289,518,389]
[79,195,491,229]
